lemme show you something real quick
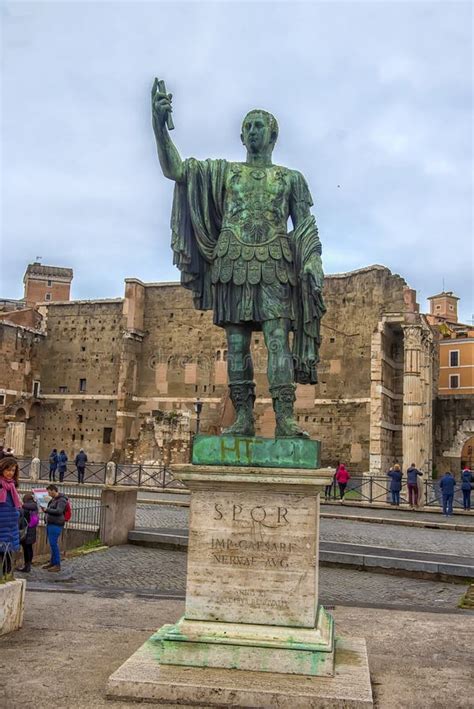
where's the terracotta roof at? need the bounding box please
[24,263,73,280]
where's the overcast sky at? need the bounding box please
[1,1,473,322]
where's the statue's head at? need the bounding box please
[241,110,279,154]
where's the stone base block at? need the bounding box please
[107,636,373,707]
[0,579,26,635]
[153,606,334,676]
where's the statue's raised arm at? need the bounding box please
[151,78,184,182]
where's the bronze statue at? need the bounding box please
[152,79,325,438]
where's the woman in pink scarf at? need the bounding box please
[0,457,21,578]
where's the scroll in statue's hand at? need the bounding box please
[151,78,173,130]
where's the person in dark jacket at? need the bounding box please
[406,464,423,508]
[18,493,39,573]
[439,471,456,516]
[74,448,87,484]
[42,484,68,571]
[49,448,58,482]
[387,464,402,505]
[58,450,68,483]
[460,468,473,511]
[0,457,21,578]
[0,445,5,460]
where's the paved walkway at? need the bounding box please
[135,504,474,557]
[21,545,470,612]
[2,591,473,708]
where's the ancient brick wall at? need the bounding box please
[0,322,44,444]
[37,300,123,460]
[130,266,408,470]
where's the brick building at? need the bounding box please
[23,262,73,306]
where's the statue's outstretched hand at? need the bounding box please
[152,78,173,130]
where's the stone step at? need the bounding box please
[128,527,474,580]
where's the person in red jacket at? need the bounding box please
[335,463,350,500]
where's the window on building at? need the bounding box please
[449,351,459,367]
[330,337,336,343]
[81,346,86,352]
[45,293,51,301]
[77,414,83,424]
[435,304,441,310]
[0,394,5,406]
[59,386,68,394]
[32,381,40,398]
[215,351,221,361]
[103,427,113,444]
[47,279,52,286]
[79,378,87,392]
[223,350,228,362]
[449,374,460,389]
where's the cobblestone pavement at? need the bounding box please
[135,504,474,557]
[22,544,469,612]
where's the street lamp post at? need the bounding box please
[194,397,203,436]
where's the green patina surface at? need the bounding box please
[151,82,326,440]
[192,434,320,469]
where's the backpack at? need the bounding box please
[28,512,39,528]
[49,454,56,464]
[19,512,29,542]
[64,498,72,522]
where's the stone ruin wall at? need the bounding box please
[36,300,123,461]
[133,265,409,471]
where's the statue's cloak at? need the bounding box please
[170,157,326,384]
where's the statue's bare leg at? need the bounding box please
[222,324,255,436]
[262,318,309,438]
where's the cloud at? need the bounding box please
[1,0,472,323]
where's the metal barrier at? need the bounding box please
[325,475,407,504]
[39,461,107,484]
[114,463,187,490]
[424,480,466,509]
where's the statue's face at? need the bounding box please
[241,113,275,154]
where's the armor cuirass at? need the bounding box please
[212,163,296,287]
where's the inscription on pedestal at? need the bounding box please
[185,490,319,627]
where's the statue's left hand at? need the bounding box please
[303,253,323,289]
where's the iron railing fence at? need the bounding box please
[39,461,107,484]
[17,482,106,534]
[423,480,466,509]
[18,480,101,502]
[325,475,408,504]
[114,463,187,490]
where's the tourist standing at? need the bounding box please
[18,493,39,573]
[74,448,87,484]
[0,457,21,578]
[42,484,67,572]
[58,449,68,483]
[325,465,337,500]
[406,463,422,508]
[460,468,473,511]
[335,463,350,500]
[48,448,59,482]
[439,471,456,517]
[387,464,402,505]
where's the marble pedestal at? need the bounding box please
[107,436,372,706]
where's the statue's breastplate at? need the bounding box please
[213,164,296,287]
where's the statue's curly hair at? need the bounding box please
[241,110,279,144]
